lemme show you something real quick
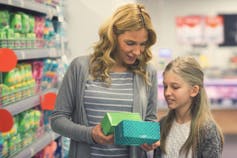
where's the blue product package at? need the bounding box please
[115,120,160,146]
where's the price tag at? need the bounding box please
[0,48,17,72]
[40,92,57,110]
[0,109,14,132]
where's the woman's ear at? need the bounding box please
[190,85,200,97]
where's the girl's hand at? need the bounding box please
[92,124,114,145]
[140,141,160,151]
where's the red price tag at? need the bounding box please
[0,48,17,72]
[0,109,14,132]
[41,92,57,110]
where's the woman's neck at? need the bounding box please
[111,64,128,72]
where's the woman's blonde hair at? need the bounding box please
[160,56,224,157]
[89,3,157,85]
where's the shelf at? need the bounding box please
[15,48,62,60]
[9,131,60,158]
[204,78,237,86]
[158,78,237,86]
[157,105,237,110]
[0,0,58,18]
[3,95,40,115]
[2,88,58,116]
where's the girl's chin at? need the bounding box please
[167,104,176,110]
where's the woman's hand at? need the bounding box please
[92,124,114,145]
[140,140,160,151]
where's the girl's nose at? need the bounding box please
[164,87,171,97]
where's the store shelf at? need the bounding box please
[9,131,60,158]
[204,78,237,86]
[2,88,58,116]
[0,1,65,157]
[157,105,237,110]
[15,48,62,60]
[0,0,58,17]
[3,95,40,115]
[158,78,237,86]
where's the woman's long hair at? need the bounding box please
[89,3,157,85]
[160,56,224,157]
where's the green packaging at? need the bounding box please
[101,112,142,135]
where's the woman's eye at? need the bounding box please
[140,42,147,46]
[126,41,135,45]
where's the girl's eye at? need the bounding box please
[163,85,167,89]
[172,86,179,90]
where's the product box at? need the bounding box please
[114,120,160,146]
[101,112,142,135]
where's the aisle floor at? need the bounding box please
[222,134,237,158]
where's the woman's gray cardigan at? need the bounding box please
[50,55,158,158]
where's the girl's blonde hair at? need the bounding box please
[160,56,224,157]
[89,3,157,85]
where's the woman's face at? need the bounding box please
[114,28,148,67]
[163,71,197,112]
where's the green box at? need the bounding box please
[114,120,160,146]
[101,112,142,135]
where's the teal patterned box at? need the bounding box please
[114,120,160,146]
[101,112,142,135]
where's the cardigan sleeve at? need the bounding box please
[50,56,95,145]
[198,121,223,158]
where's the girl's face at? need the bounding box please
[114,28,148,68]
[163,71,198,112]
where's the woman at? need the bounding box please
[154,56,224,158]
[50,3,159,158]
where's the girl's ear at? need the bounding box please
[190,85,200,97]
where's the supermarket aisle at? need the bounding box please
[222,135,237,158]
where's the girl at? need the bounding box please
[154,56,224,158]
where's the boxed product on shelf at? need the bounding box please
[0,108,44,158]
[41,59,59,90]
[114,120,160,146]
[0,63,36,107]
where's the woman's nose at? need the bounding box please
[132,45,142,56]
